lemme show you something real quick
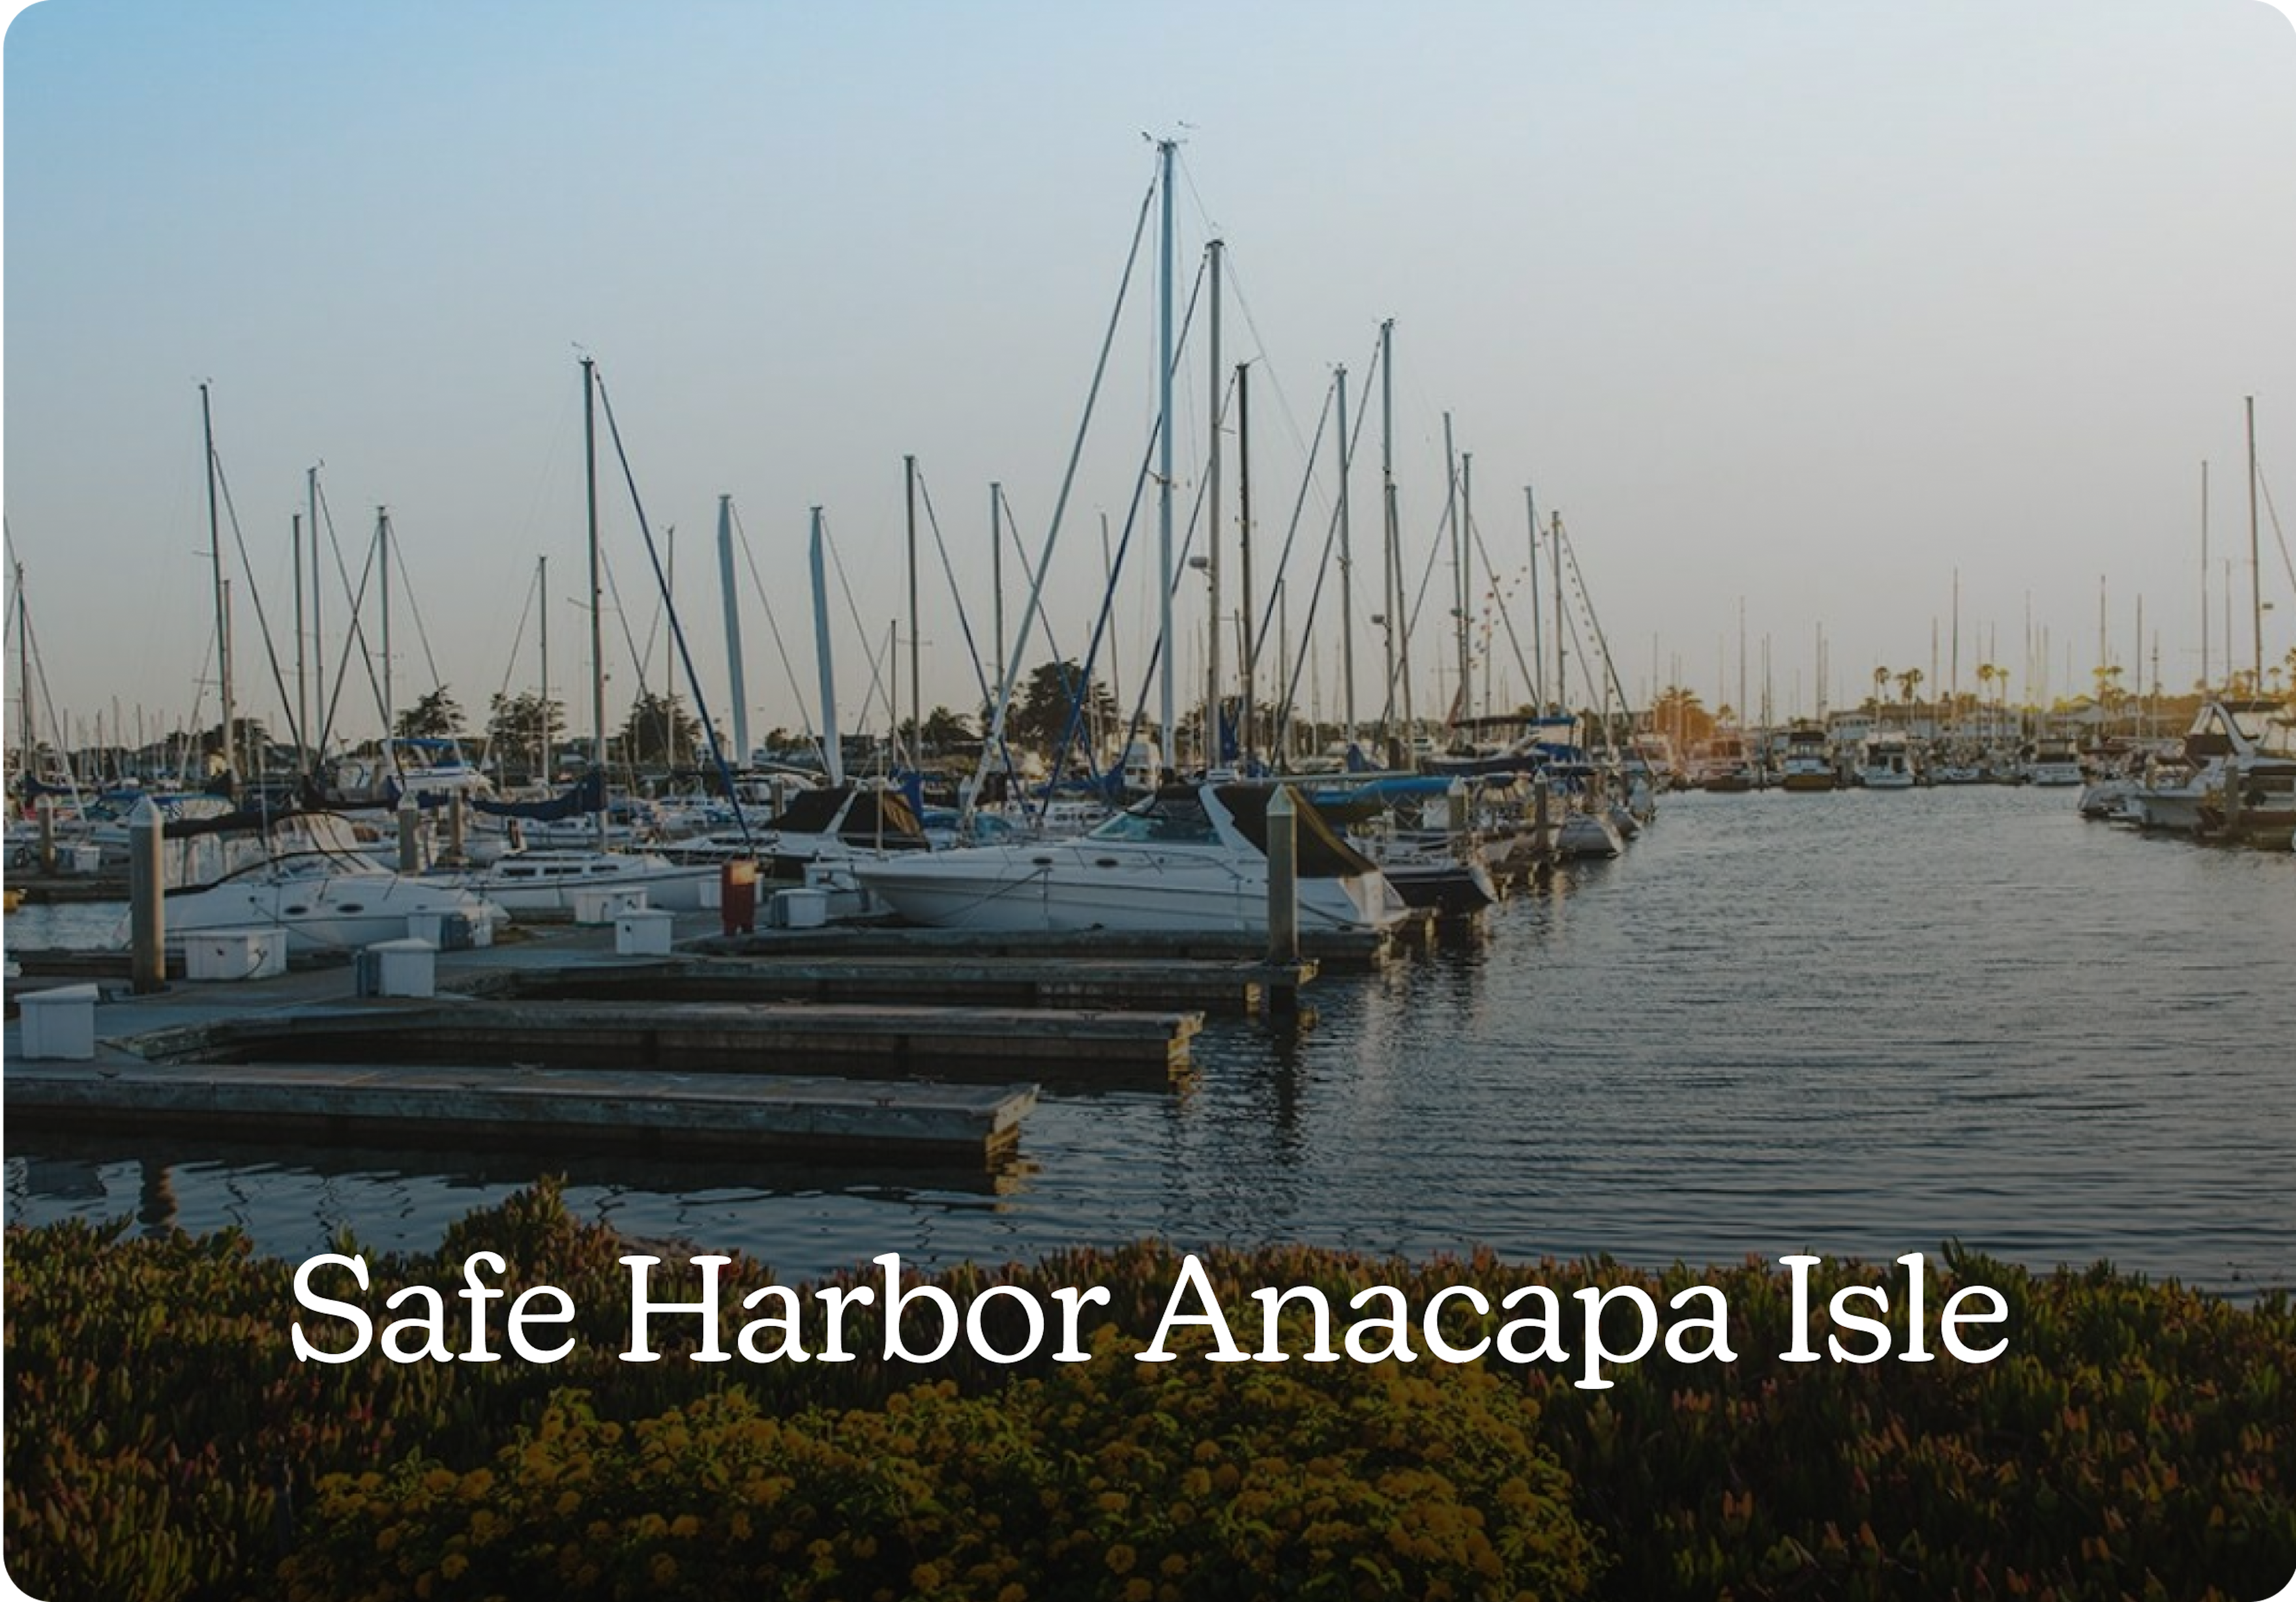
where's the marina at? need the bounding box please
[10,784,2290,1299]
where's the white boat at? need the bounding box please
[1857,732,1918,789]
[2024,736,2084,787]
[853,782,1407,934]
[443,848,718,913]
[163,810,502,952]
[1777,723,1839,792]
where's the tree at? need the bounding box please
[617,690,704,769]
[919,705,975,752]
[1008,660,1116,758]
[394,686,465,740]
[1896,668,1924,707]
[487,691,567,777]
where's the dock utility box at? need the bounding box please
[570,886,649,926]
[17,984,99,1060]
[354,938,437,999]
[768,887,831,929]
[183,927,289,982]
[613,908,678,957]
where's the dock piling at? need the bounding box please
[1265,784,1300,1013]
[397,795,424,873]
[128,795,166,995]
[37,797,56,875]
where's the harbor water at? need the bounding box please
[7,785,2292,1297]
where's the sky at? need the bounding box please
[5,0,2294,758]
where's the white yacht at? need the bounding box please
[1857,732,1918,789]
[852,782,1407,934]
[1777,723,1839,792]
[2024,736,2084,787]
[162,810,502,952]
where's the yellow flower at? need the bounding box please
[440,1554,469,1580]
[668,1514,701,1539]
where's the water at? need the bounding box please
[8,788,2292,1295]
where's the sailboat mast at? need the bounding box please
[2247,395,2262,687]
[989,483,1005,693]
[307,466,323,768]
[292,511,307,775]
[1525,486,1542,711]
[904,454,920,767]
[378,507,394,743]
[14,564,33,785]
[810,507,842,786]
[539,554,552,784]
[200,383,237,787]
[717,495,747,767]
[1377,322,1397,747]
[1155,137,1177,777]
[1336,364,1355,752]
[1382,321,1412,744]
[1551,510,1565,713]
[1461,451,1476,720]
[1236,360,1254,770]
[2200,459,2210,693]
[1205,239,1224,770]
[582,355,607,851]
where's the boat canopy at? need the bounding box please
[765,783,929,844]
[1211,784,1380,879]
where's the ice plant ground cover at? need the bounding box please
[5,1181,2292,1600]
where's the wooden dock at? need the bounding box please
[478,955,1311,1016]
[692,923,1390,972]
[163,998,1201,1082]
[6,1057,1036,1165]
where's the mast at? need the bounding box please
[1336,364,1356,751]
[307,466,323,768]
[14,563,32,786]
[200,383,237,788]
[1381,322,1413,745]
[1461,451,1476,719]
[2200,459,2210,692]
[1551,510,1565,713]
[582,355,607,851]
[539,555,552,783]
[1205,238,1224,770]
[1525,486,1542,711]
[1442,412,1464,722]
[292,511,307,774]
[1155,137,1177,776]
[810,507,842,786]
[1236,360,1254,769]
[904,454,920,767]
[2248,395,2262,688]
[716,494,748,766]
[1376,321,1397,746]
[990,483,1005,693]
[377,507,394,744]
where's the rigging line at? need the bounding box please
[914,467,1027,804]
[823,522,897,742]
[208,443,305,756]
[476,560,541,771]
[964,161,1159,821]
[1221,253,1333,512]
[996,486,1069,668]
[1464,506,1539,711]
[729,501,822,752]
[598,546,657,715]
[1247,376,1336,678]
[1559,524,1637,727]
[2256,461,2296,601]
[385,524,448,693]
[1269,342,1384,752]
[312,480,392,758]
[1045,251,1213,803]
[591,367,748,839]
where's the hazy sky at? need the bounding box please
[5,0,2293,756]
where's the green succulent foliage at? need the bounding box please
[6,1185,2292,1602]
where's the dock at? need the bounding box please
[476,954,1311,1016]
[160,997,1200,1082]
[7,1057,1034,1164]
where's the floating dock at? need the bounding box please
[7,1057,1034,1164]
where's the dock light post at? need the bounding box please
[128,796,166,995]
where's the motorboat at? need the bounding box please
[160,807,502,952]
[852,781,1407,934]
[1856,732,1917,789]
[2023,736,2084,787]
[1777,723,1839,792]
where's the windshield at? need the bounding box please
[1087,791,1219,845]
